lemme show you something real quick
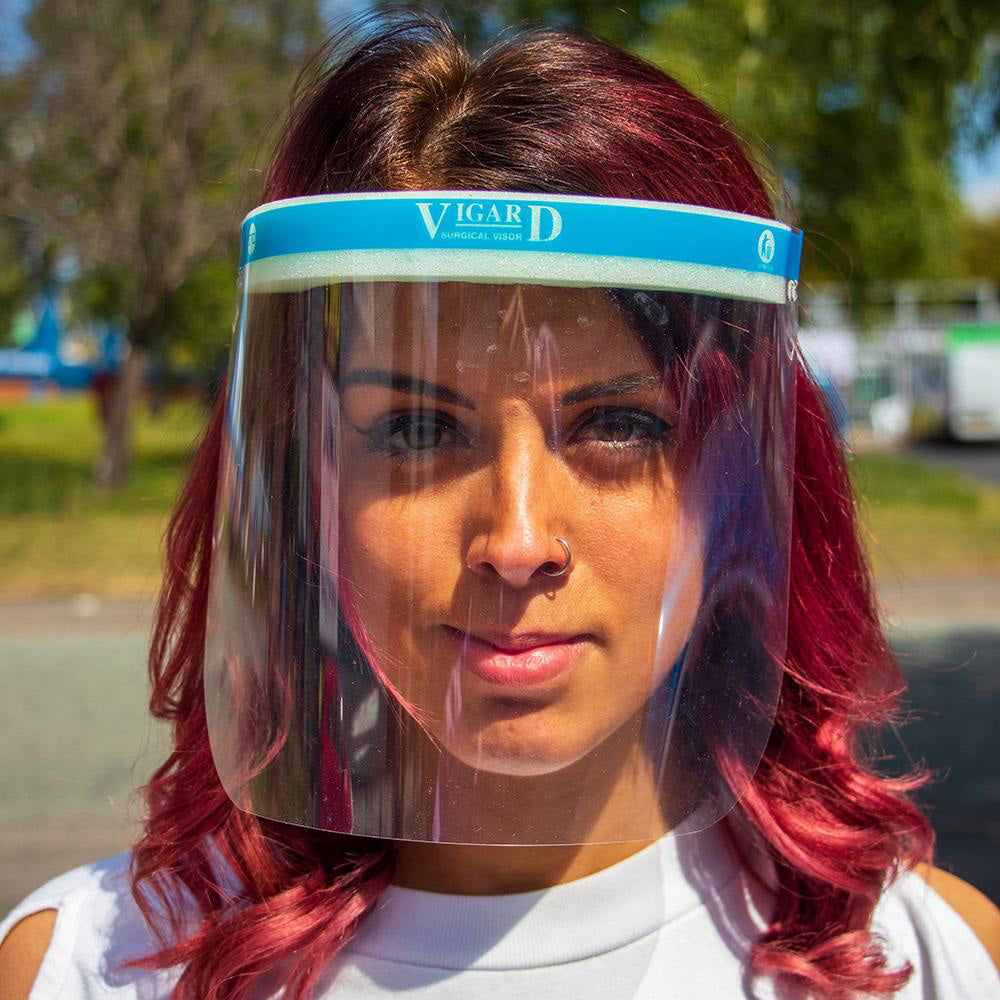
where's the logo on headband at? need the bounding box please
[757,229,775,265]
[416,201,563,244]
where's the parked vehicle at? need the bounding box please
[946,324,1000,442]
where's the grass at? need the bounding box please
[0,396,204,598]
[1,396,998,597]
[851,452,1000,579]
[0,397,202,515]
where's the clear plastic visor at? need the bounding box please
[206,275,796,845]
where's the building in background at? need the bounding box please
[800,280,1000,443]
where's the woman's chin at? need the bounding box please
[437,716,607,778]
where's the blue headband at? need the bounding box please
[241,191,802,304]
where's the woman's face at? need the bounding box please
[337,282,703,776]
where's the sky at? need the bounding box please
[958,138,1000,217]
[1,0,997,216]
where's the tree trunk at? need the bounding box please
[93,343,147,491]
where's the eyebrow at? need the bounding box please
[341,368,477,409]
[340,368,663,409]
[560,372,663,405]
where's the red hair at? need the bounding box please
[130,17,931,998]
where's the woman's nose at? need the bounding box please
[465,423,567,588]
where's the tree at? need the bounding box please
[0,217,36,346]
[389,0,999,292]
[631,0,997,290]
[958,210,1000,286]
[0,0,324,488]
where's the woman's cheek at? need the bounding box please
[584,488,679,574]
[587,495,702,670]
[341,500,402,618]
[347,498,453,612]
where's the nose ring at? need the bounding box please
[541,537,572,578]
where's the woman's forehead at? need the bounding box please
[339,281,653,377]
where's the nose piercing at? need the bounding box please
[541,536,572,577]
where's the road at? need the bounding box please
[887,627,1000,903]
[907,440,1000,486]
[1,597,998,916]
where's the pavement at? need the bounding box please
[888,626,1000,905]
[0,602,166,916]
[906,440,1000,487]
[878,576,1000,633]
[1,583,997,917]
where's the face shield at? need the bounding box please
[205,192,802,846]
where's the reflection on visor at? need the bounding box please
[205,194,799,847]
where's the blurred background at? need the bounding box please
[1,0,998,914]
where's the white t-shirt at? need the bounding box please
[2,823,997,998]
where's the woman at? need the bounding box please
[2,16,998,1000]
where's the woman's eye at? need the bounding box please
[573,407,673,448]
[363,412,466,455]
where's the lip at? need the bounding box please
[443,627,591,688]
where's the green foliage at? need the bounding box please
[958,211,1000,284]
[402,0,999,289]
[421,0,656,51]
[635,0,992,286]
[0,0,327,484]
[0,222,54,346]
[0,231,31,346]
[169,253,240,376]
[0,0,325,350]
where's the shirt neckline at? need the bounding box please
[344,822,741,971]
